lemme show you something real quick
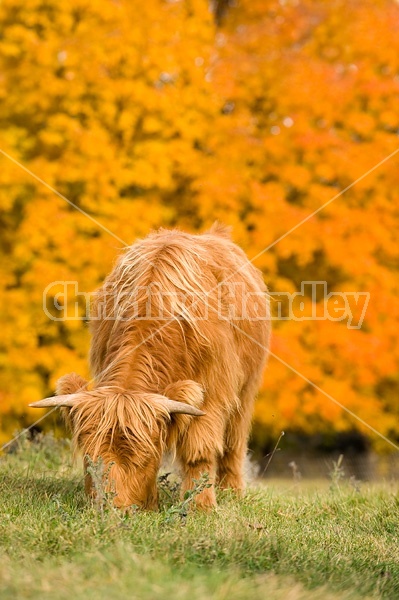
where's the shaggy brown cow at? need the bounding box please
[31,223,270,509]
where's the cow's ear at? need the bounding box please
[30,372,90,410]
[56,373,88,395]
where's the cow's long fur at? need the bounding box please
[57,223,270,509]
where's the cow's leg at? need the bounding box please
[177,414,223,509]
[217,384,256,494]
[180,457,218,509]
[217,417,248,494]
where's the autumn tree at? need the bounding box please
[0,0,398,452]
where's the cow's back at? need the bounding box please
[89,225,269,395]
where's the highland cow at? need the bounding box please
[31,224,270,509]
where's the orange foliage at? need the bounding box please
[0,0,399,450]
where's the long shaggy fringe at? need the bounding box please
[69,389,170,467]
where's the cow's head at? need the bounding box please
[30,376,204,509]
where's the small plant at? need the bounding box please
[85,455,117,515]
[163,472,212,523]
[158,471,181,507]
[288,460,302,482]
[329,454,345,491]
[51,493,73,523]
[261,431,285,477]
[349,475,361,493]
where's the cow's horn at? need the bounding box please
[161,399,205,416]
[29,394,77,408]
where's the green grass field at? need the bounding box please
[1,434,399,599]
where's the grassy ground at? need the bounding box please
[1,434,399,599]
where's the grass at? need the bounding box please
[1,434,399,599]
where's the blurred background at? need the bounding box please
[0,0,398,478]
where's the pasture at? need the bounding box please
[1,435,399,599]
